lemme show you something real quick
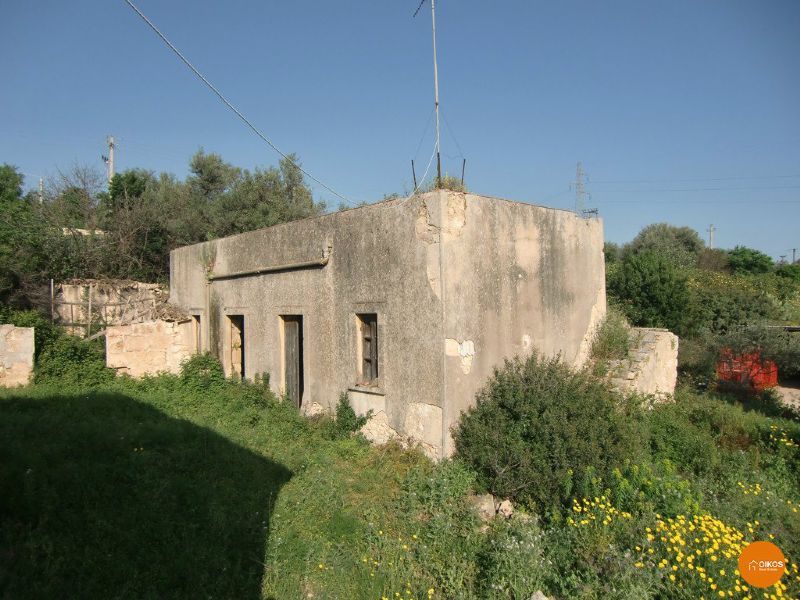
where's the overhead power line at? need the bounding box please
[122,0,354,205]
[595,198,799,204]
[594,185,800,193]
[591,174,800,184]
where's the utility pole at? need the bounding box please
[574,162,587,214]
[103,135,115,183]
[707,224,715,249]
[38,177,44,204]
[793,248,797,264]
[430,0,442,188]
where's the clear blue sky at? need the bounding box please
[2,1,799,258]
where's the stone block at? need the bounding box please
[0,325,34,387]
[404,402,442,449]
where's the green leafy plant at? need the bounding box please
[34,335,113,387]
[402,459,481,597]
[608,250,690,333]
[728,245,774,275]
[454,353,641,516]
[322,393,370,440]
[180,352,226,391]
[623,222,704,269]
[0,307,61,362]
[590,305,631,376]
[477,517,547,599]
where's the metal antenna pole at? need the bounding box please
[575,162,586,213]
[431,0,442,187]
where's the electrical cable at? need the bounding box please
[413,107,436,164]
[441,111,464,159]
[591,174,800,184]
[122,0,355,205]
[411,140,438,195]
[591,185,800,193]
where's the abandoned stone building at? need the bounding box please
[167,190,606,458]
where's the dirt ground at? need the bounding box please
[776,383,800,413]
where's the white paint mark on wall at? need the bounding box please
[445,338,475,374]
[522,334,532,351]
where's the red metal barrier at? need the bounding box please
[716,349,778,391]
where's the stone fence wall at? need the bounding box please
[610,328,679,400]
[106,320,197,378]
[0,325,34,387]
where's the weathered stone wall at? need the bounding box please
[169,191,606,458]
[610,328,678,399]
[106,320,196,378]
[170,194,445,453]
[437,192,606,454]
[0,325,34,387]
[55,280,182,336]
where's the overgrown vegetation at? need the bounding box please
[2,348,798,599]
[606,223,800,385]
[0,155,324,308]
[2,202,799,598]
[589,304,632,376]
[454,354,642,516]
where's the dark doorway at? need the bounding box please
[282,315,303,408]
[228,315,245,379]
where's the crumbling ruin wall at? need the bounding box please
[106,320,196,378]
[610,328,678,399]
[0,325,34,387]
[54,280,182,336]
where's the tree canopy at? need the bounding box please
[727,245,774,275]
[0,151,324,308]
[624,222,705,269]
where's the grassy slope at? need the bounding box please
[2,375,799,600]
[0,379,427,600]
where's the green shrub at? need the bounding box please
[776,262,800,282]
[608,251,689,333]
[645,389,774,476]
[454,353,641,515]
[677,335,717,384]
[34,335,113,387]
[684,270,781,335]
[180,352,226,391]
[0,307,60,361]
[321,393,370,440]
[238,372,275,408]
[590,305,631,375]
[728,245,774,274]
[623,222,704,269]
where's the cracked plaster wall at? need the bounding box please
[169,191,606,459]
[439,192,606,456]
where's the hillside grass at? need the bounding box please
[0,376,432,599]
[1,367,799,599]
